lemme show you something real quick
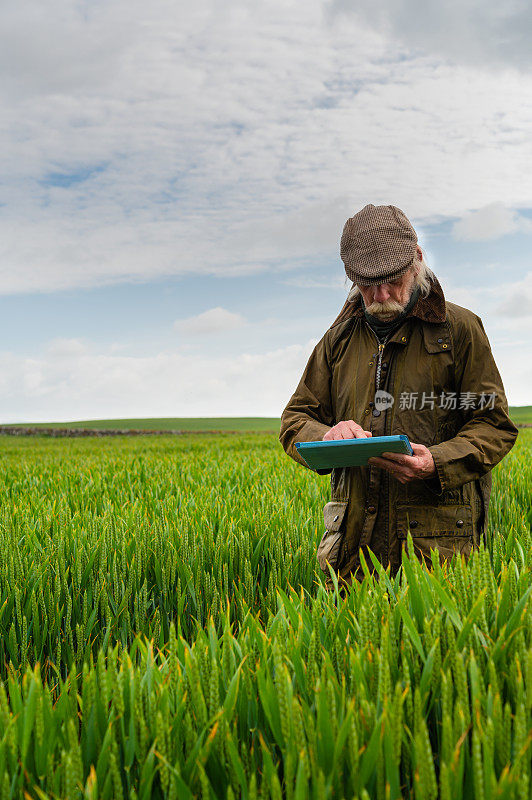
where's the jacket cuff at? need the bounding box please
[422,474,444,496]
[289,419,333,474]
[425,446,446,494]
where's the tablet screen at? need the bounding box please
[295,434,412,470]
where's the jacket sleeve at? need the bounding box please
[426,312,519,494]
[279,333,335,474]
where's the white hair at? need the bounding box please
[346,247,436,302]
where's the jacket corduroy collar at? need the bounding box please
[329,275,447,329]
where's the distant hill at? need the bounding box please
[2,407,531,433]
[509,405,532,425]
[1,417,281,433]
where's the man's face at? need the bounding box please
[358,259,419,320]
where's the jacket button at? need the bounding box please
[409,520,418,528]
[364,408,370,415]
[369,361,374,366]
[437,337,443,343]
[401,336,407,342]
[442,343,448,349]
[456,519,464,527]
[372,409,381,417]
[367,505,376,513]
[382,361,388,369]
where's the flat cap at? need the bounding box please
[340,204,418,285]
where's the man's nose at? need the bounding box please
[373,284,390,302]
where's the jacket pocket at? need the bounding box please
[396,503,474,564]
[396,503,473,538]
[317,500,349,574]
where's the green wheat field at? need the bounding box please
[0,427,530,799]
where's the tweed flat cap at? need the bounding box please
[340,204,418,285]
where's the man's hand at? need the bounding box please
[367,441,436,483]
[323,420,373,440]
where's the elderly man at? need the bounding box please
[279,204,518,590]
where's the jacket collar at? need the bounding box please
[329,275,447,329]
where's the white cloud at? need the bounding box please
[494,272,532,317]
[0,317,528,424]
[174,307,246,335]
[46,338,89,358]
[451,202,532,241]
[438,271,532,319]
[283,278,349,291]
[437,271,532,325]
[437,279,486,316]
[0,1,141,98]
[326,0,532,70]
[1,1,532,293]
[0,339,319,423]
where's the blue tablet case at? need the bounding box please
[295,434,413,470]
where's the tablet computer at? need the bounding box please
[295,434,413,470]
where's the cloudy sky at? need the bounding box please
[1,0,531,422]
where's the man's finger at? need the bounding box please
[345,426,360,438]
[346,422,366,438]
[379,452,412,463]
[409,442,428,454]
[368,457,414,477]
[334,426,350,439]
[369,453,412,466]
[368,456,400,470]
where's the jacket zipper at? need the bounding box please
[371,330,392,391]
[369,327,393,565]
